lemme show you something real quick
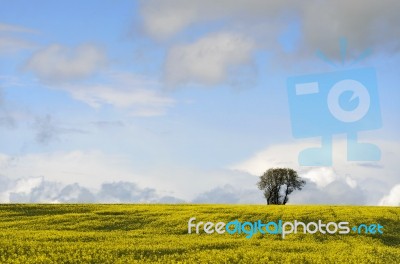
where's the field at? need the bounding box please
[0,204,399,263]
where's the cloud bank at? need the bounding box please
[0,175,184,203]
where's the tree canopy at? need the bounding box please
[257,168,305,205]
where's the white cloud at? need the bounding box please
[63,73,175,116]
[230,139,400,205]
[0,151,255,202]
[141,166,257,201]
[302,167,337,188]
[290,180,367,205]
[0,176,43,202]
[12,176,43,193]
[379,184,400,206]
[230,141,306,176]
[25,44,106,82]
[0,173,259,204]
[0,139,397,204]
[164,32,255,86]
[0,149,188,203]
[345,176,358,189]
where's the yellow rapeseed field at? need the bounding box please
[0,204,398,263]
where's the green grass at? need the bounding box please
[0,204,399,263]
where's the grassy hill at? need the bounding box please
[0,204,398,263]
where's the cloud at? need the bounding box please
[0,176,45,202]
[140,0,400,57]
[230,141,307,176]
[195,168,365,206]
[379,184,400,206]
[62,72,175,116]
[164,32,256,87]
[139,0,294,40]
[0,173,257,204]
[97,181,158,203]
[5,152,257,202]
[96,182,185,203]
[0,172,374,204]
[230,139,400,205]
[0,150,188,199]
[192,185,240,203]
[0,140,397,204]
[192,184,264,204]
[24,44,106,82]
[10,179,63,203]
[4,177,98,203]
[0,175,184,203]
[1,150,256,203]
[290,180,367,205]
[55,183,96,203]
[0,151,137,189]
[301,167,337,188]
[139,0,198,40]
[300,0,400,56]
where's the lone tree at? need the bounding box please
[257,168,305,205]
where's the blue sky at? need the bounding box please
[0,0,399,205]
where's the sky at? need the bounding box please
[0,0,399,205]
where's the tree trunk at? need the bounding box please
[283,185,290,205]
[275,186,281,204]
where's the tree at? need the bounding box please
[257,168,305,205]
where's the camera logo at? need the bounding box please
[287,56,382,166]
